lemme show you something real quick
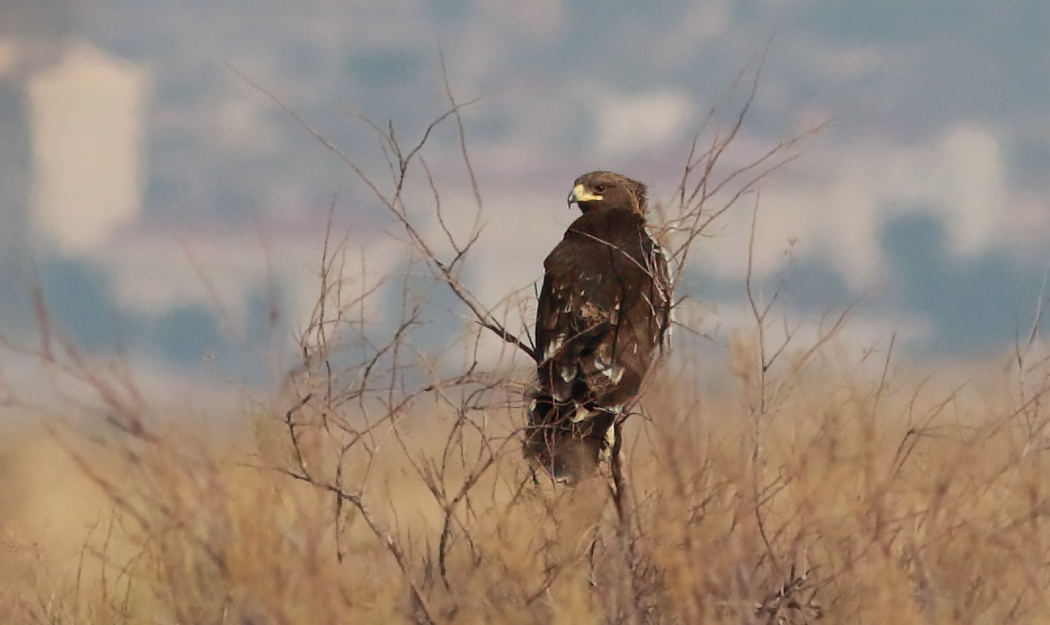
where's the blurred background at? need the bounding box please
[1,0,1048,401]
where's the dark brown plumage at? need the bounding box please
[525,171,673,482]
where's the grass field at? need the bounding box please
[4,85,1048,624]
[3,328,1049,624]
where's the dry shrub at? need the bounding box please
[4,61,1050,625]
[5,332,1050,624]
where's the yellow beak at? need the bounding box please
[567,184,603,208]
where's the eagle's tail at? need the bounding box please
[523,391,615,484]
[525,321,615,483]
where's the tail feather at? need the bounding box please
[525,321,617,483]
[523,390,615,483]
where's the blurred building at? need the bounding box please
[0,15,147,327]
[0,0,75,289]
[28,41,149,254]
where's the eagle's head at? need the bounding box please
[567,171,648,216]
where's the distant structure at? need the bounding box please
[28,41,149,253]
[0,20,147,324]
[0,0,76,299]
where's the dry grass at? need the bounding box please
[5,61,1050,624]
[3,343,1050,624]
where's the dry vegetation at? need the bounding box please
[3,65,1050,624]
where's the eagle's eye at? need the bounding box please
[594,184,606,193]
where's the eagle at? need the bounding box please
[524,171,673,483]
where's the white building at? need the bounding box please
[28,40,149,254]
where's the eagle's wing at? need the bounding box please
[534,229,670,412]
[534,235,614,404]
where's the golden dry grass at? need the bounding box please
[3,336,1050,625]
[3,75,1046,623]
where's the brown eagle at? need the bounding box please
[524,171,673,482]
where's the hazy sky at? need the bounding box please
[2,0,1048,392]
